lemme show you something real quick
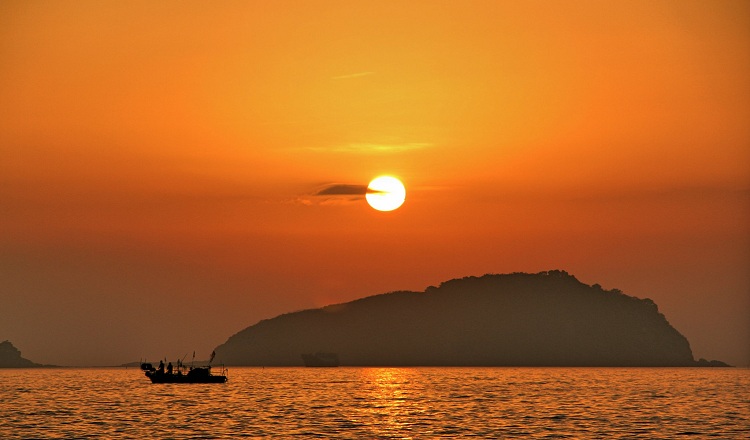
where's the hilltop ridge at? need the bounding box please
[213,271,725,367]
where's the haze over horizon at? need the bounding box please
[1,1,748,367]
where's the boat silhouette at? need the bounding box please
[140,361,227,383]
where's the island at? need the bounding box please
[213,271,729,367]
[0,340,49,368]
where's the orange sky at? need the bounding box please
[1,0,749,366]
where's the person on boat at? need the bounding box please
[158,360,164,373]
[167,362,173,375]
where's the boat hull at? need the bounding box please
[144,369,227,384]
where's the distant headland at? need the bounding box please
[213,271,730,367]
[0,340,55,368]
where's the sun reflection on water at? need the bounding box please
[358,368,423,438]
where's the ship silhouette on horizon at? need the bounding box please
[301,352,340,367]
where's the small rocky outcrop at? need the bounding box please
[0,340,44,368]
[695,358,731,367]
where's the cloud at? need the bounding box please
[314,184,369,196]
[292,182,387,206]
[305,142,432,154]
[331,71,375,80]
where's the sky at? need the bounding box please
[1,0,748,367]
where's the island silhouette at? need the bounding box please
[0,340,51,368]
[213,271,728,367]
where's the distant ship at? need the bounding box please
[301,352,339,367]
[140,361,227,383]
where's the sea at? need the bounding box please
[1,367,747,439]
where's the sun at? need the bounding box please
[366,176,406,211]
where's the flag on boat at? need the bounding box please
[210,351,215,363]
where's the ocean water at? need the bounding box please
[1,367,747,438]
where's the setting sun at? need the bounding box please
[366,176,406,212]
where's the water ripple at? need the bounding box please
[0,367,748,438]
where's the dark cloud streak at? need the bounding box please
[315,184,370,196]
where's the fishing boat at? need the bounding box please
[140,361,228,383]
[301,352,339,367]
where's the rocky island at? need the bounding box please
[0,340,47,368]
[213,271,728,367]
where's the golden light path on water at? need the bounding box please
[1,367,748,438]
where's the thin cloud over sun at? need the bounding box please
[331,71,375,80]
[315,184,369,196]
[295,182,390,206]
[305,142,432,154]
